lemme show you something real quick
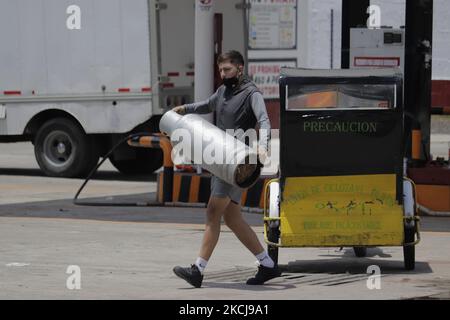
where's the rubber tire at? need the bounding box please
[34,118,99,178]
[267,226,280,266]
[353,247,368,258]
[110,148,163,175]
[403,227,416,271]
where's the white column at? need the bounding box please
[194,0,215,122]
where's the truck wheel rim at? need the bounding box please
[43,131,76,169]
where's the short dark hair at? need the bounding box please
[217,50,245,66]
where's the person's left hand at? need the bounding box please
[257,146,269,166]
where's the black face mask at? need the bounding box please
[223,76,239,89]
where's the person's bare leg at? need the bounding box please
[198,196,231,261]
[223,201,264,255]
[173,197,229,288]
[223,201,280,285]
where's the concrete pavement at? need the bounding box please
[1,123,450,300]
[0,215,449,300]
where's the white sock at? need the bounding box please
[255,251,275,268]
[195,257,208,274]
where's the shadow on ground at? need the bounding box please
[0,192,263,226]
[283,255,433,275]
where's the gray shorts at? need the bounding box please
[210,176,243,204]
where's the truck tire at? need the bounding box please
[34,118,99,178]
[109,148,163,175]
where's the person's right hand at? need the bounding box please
[172,105,186,115]
[257,146,269,166]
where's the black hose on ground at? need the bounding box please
[73,132,163,207]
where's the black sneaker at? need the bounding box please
[246,265,281,285]
[173,264,203,288]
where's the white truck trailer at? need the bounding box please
[0,0,166,177]
[0,0,245,177]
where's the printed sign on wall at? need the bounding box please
[248,60,296,99]
[248,0,297,50]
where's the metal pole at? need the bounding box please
[331,9,334,69]
[404,0,433,160]
[194,0,215,123]
[242,0,249,74]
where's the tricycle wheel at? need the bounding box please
[403,227,416,270]
[353,247,367,257]
[267,226,280,266]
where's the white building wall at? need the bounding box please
[298,0,449,80]
[247,0,341,69]
[370,0,405,28]
[365,0,448,80]
[302,0,342,69]
[246,0,444,73]
[432,0,450,80]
